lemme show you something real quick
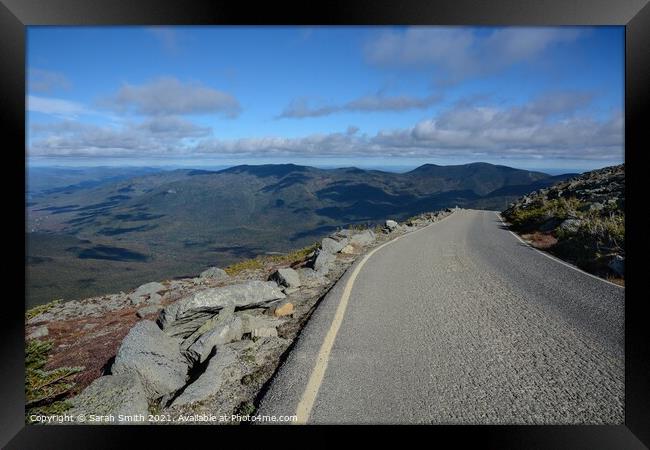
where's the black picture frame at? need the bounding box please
[2,0,649,447]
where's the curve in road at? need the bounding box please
[257,209,624,424]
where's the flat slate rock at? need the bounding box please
[158,281,285,338]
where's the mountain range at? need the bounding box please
[26,162,577,306]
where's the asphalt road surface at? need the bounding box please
[257,209,624,424]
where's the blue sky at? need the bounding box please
[26,26,624,172]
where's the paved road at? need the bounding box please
[257,209,624,424]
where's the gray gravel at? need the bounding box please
[257,209,624,424]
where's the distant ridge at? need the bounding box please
[27,162,578,306]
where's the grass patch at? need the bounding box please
[504,197,583,231]
[224,242,320,276]
[26,299,62,321]
[25,339,83,422]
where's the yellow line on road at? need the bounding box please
[294,211,457,424]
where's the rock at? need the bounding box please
[182,316,243,365]
[199,267,229,280]
[69,373,149,423]
[558,218,582,233]
[608,255,624,276]
[310,248,336,272]
[321,237,348,254]
[111,320,188,399]
[240,312,281,334]
[136,305,160,318]
[349,229,375,246]
[171,347,238,407]
[251,327,278,339]
[269,267,301,289]
[158,281,285,338]
[340,244,357,254]
[129,282,165,306]
[385,220,399,231]
[272,301,294,317]
[27,325,49,340]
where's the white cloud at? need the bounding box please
[364,27,584,84]
[29,92,622,163]
[28,69,71,93]
[278,92,442,118]
[103,77,241,117]
[27,95,90,119]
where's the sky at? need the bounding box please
[26,26,624,172]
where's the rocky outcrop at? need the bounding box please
[502,164,624,281]
[111,320,188,400]
[157,281,285,338]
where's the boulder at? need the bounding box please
[608,255,624,277]
[136,305,160,318]
[321,237,348,254]
[349,229,375,246]
[157,281,285,338]
[385,220,399,231]
[171,347,238,407]
[111,320,188,399]
[251,327,278,339]
[269,267,301,289]
[297,267,329,287]
[69,373,149,423]
[129,282,165,306]
[182,316,243,365]
[309,248,336,273]
[199,267,229,280]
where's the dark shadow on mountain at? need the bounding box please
[97,224,158,236]
[316,183,414,203]
[260,173,312,192]
[77,245,149,262]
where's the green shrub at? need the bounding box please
[506,197,584,230]
[26,299,61,321]
[25,339,83,422]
